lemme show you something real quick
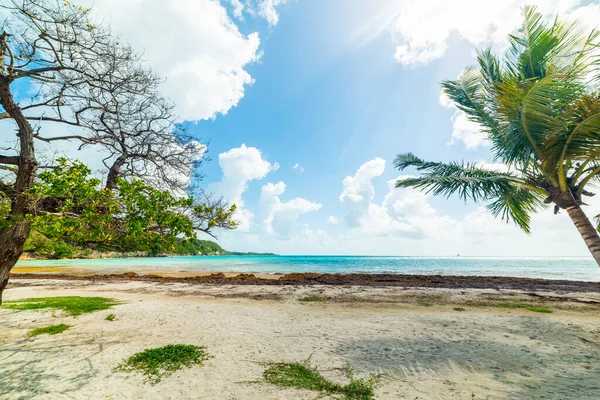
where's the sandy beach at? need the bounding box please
[2,277,600,399]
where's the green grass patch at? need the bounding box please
[298,296,324,302]
[27,324,71,338]
[105,313,116,321]
[523,306,553,313]
[453,307,466,311]
[262,359,379,399]
[495,302,552,313]
[114,344,210,385]
[3,296,121,316]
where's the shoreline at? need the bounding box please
[9,271,600,293]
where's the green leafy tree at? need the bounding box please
[25,158,237,256]
[395,7,600,265]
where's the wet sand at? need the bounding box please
[2,277,600,399]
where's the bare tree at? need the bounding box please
[0,0,225,302]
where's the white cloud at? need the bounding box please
[230,0,245,20]
[327,216,340,224]
[338,159,448,237]
[84,0,261,121]
[292,163,304,173]
[439,90,489,149]
[391,0,592,67]
[214,154,600,257]
[209,144,277,231]
[330,157,600,257]
[339,158,386,227]
[260,182,321,238]
[258,0,290,26]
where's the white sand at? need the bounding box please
[2,279,600,399]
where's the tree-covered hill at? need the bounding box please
[23,231,230,259]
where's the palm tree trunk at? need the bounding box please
[565,205,600,266]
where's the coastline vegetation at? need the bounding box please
[23,230,229,259]
[113,344,211,385]
[3,296,121,316]
[26,324,71,338]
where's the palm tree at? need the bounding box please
[395,6,600,265]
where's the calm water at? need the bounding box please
[15,255,600,282]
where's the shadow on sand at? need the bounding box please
[337,316,600,399]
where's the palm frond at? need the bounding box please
[477,48,502,85]
[395,153,547,233]
[508,6,557,79]
[486,186,547,233]
[441,67,499,136]
[545,95,600,166]
[394,153,534,203]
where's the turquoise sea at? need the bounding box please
[15,255,600,282]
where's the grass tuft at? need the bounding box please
[523,306,553,313]
[113,344,210,385]
[105,313,116,321]
[494,302,553,313]
[27,324,71,338]
[298,296,324,302]
[453,307,466,312]
[3,296,121,316]
[262,359,378,399]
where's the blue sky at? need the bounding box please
[12,0,600,256]
[198,0,488,223]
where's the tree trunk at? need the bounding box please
[565,205,600,266]
[0,82,37,304]
[0,221,31,304]
[105,155,126,190]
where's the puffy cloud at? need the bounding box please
[83,0,261,121]
[339,158,386,227]
[439,83,490,150]
[391,0,593,67]
[332,156,600,256]
[440,91,489,149]
[260,182,322,238]
[339,159,450,237]
[209,144,277,231]
[214,154,600,257]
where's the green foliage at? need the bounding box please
[114,344,210,385]
[24,231,76,259]
[105,313,116,321]
[395,7,600,234]
[23,230,228,258]
[21,158,238,257]
[26,324,71,337]
[3,296,121,316]
[453,307,466,312]
[262,359,379,399]
[298,296,324,302]
[171,239,227,256]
